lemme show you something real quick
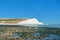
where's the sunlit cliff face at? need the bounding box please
[0,18,44,26]
[17,18,44,25]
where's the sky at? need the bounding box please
[0,0,60,24]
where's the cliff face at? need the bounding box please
[17,18,44,25]
[0,18,44,26]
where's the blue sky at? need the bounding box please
[0,0,60,24]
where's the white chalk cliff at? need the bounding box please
[17,18,44,26]
[0,18,44,26]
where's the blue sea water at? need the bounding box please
[38,24,60,28]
